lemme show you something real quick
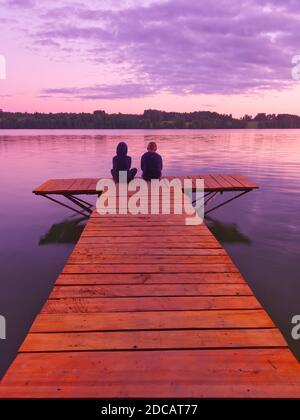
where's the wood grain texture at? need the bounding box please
[50,283,252,298]
[20,328,286,352]
[0,349,299,398]
[55,272,245,285]
[29,309,277,333]
[41,295,262,314]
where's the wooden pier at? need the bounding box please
[31,174,259,217]
[0,175,300,398]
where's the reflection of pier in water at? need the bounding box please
[39,215,252,247]
[205,216,251,245]
[39,216,87,245]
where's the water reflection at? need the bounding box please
[39,216,87,245]
[205,215,252,245]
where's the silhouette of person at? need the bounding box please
[111,142,137,182]
[141,141,163,181]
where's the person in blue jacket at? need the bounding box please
[111,142,137,182]
[141,141,163,180]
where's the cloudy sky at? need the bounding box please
[0,0,300,115]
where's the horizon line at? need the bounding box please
[1,109,299,119]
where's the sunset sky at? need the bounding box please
[1,0,300,116]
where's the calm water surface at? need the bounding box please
[0,129,300,376]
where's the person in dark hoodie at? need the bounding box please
[111,142,137,182]
[141,141,163,181]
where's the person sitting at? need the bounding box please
[141,141,163,181]
[111,142,137,182]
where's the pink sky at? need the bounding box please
[1,0,300,117]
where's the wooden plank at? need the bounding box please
[20,328,286,353]
[83,226,210,233]
[200,175,218,190]
[78,236,221,249]
[210,174,233,190]
[80,224,216,236]
[30,309,276,333]
[85,220,205,228]
[87,222,194,228]
[50,283,252,299]
[32,179,54,194]
[66,178,96,193]
[62,263,239,274]
[43,179,78,193]
[229,174,258,189]
[88,211,205,222]
[66,255,232,265]
[78,236,219,245]
[1,349,300,398]
[90,213,187,219]
[41,296,262,313]
[70,247,226,256]
[87,219,193,226]
[56,272,245,285]
[87,214,205,224]
[81,230,213,237]
[85,179,98,191]
[33,178,98,194]
[205,175,223,189]
[221,174,245,189]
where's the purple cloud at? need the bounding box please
[35,38,60,47]
[4,0,300,99]
[6,0,35,7]
[43,83,156,99]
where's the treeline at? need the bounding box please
[0,109,300,129]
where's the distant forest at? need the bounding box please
[1,109,300,129]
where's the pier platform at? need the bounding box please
[0,175,300,398]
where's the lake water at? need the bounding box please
[0,129,300,377]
